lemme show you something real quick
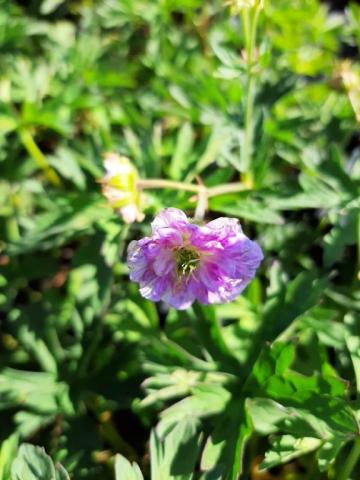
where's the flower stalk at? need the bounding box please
[136,178,247,220]
[101,155,249,222]
[240,2,262,187]
[193,185,208,222]
[137,178,199,194]
[137,178,247,198]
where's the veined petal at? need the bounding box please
[127,240,150,282]
[231,239,264,280]
[151,208,188,234]
[153,250,176,276]
[162,281,195,310]
[205,217,241,235]
[140,274,170,302]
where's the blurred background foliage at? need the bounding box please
[0,0,360,478]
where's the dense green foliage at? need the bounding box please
[1,0,360,478]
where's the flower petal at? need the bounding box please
[162,281,195,310]
[231,239,264,280]
[139,271,170,302]
[127,209,263,309]
[153,250,176,276]
[151,208,189,235]
[127,240,148,281]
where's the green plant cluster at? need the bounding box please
[1,0,360,479]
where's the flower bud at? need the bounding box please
[100,153,144,223]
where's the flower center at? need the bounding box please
[175,247,200,276]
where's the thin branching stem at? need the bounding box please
[137,179,248,197]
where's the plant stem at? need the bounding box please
[45,323,65,365]
[6,217,20,242]
[194,185,208,221]
[137,179,248,197]
[137,178,199,193]
[357,213,360,282]
[242,74,256,185]
[337,437,360,480]
[18,128,62,187]
[99,415,139,460]
[241,5,261,186]
[137,179,249,220]
[207,182,247,197]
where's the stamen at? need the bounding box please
[175,247,200,276]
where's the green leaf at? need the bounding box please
[317,439,344,472]
[8,194,111,255]
[157,385,230,438]
[0,435,18,480]
[209,195,284,225]
[246,342,295,393]
[201,400,251,480]
[114,455,144,480]
[192,304,240,373]
[0,368,73,417]
[196,125,228,174]
[150,421,201,480]
[40,0,66,15]
[0,115,18,134]
[344,313,360,397]
[48,147,86,190]
[11,444,69,480]
[248,393,358,469]
[246,398,288,435]
[324,210,357,267]
[242,270,327,378]
[260,435,322,471]
[169,123,194,180]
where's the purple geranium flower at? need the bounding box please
[127,208,263,310]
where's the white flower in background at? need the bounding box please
[226,0,264,13]
[100,153,144,224]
